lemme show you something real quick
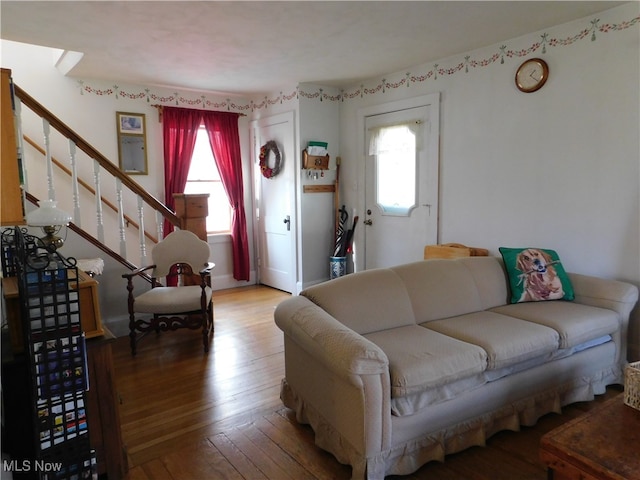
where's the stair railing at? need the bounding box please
[14,83,179,270]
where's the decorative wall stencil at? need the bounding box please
[76,14,638,112]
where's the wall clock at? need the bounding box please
[515,58,549,93]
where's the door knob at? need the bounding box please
[283,215,291,231]
[363,219,373,226]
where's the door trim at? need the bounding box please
[356,93,441,272]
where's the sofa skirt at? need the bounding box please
[280,341,621,480]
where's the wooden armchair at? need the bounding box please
[123,229,214,355]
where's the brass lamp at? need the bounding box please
[25,199,72,251]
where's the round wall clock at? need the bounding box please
[515,58,549,93]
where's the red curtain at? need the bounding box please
[202,111,250,281]
[162,107,201,236]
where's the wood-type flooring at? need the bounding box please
[113,285,622,479]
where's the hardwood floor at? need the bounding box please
[113,285,622,480]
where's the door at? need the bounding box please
[252,112,296,293]
[364,105,439,269]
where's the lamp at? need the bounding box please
[26,199,72,250]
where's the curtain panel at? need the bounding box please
[202,112,250,281]
[162,107,201,236]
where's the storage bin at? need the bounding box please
[329,256,346,279]
[624,361,640,411]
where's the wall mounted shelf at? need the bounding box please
[302,149,330,170]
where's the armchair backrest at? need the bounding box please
[151,230,211,277]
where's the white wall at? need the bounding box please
[297,84,341,288]
[339,2,639,283]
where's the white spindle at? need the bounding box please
[42,119,55,201]
[93,159,105,243]
[137,196,147,265]
[116,178,126,258]
[14,97,28,192]
[69,140,81,227]
[156,210,164,241]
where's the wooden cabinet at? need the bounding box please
[1,68,25,226]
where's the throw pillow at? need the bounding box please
[499,247,574,303]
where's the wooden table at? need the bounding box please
[540,395,640,480]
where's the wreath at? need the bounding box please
[259,140,282,179]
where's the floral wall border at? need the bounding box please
[76,14,638,113]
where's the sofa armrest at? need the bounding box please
[275,295,389,379]
[569,273,638,315]
[569,273,639,362]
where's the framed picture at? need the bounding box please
[116,112,148,175]
[117,112,145,135]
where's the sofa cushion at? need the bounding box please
[364,325,487,397]
[490,302,619,349]
[499,247,574,303]
[390,260,484,323]
[456,256,510,309]
[301,268,415,334]
[424,311,560,370]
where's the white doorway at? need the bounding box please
[362,95,440,269]
[251,112,297,293]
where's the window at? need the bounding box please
[369,123,418,216]
[184,126,231,234]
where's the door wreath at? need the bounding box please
[259,141,282,179]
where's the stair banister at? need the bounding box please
[14,84,179,229]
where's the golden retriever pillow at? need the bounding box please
[499,247,574,303]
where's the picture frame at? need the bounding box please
[116,111,148,175]
[117,112,145,135]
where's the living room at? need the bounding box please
[1,1,639,478]
[3,2,639,346]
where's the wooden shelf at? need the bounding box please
[303,184,335,194]
[302,149,329,170]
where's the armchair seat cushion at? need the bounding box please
[133,285,212,314]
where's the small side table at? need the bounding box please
[540,395,640,480]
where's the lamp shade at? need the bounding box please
[26,200,72,227]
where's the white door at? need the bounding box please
[364,105,439,269]
[252,112,296,293]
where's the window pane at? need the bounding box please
[184,127,231,233]
[188,129,220,181]
[375,126,417,216]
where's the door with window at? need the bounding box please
[364,102,439,269]
[252,112,296,293]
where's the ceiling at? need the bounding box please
[0,1,627,96]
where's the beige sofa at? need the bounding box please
[274,257,638,479]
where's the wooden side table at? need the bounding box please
[540,395,640,480]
